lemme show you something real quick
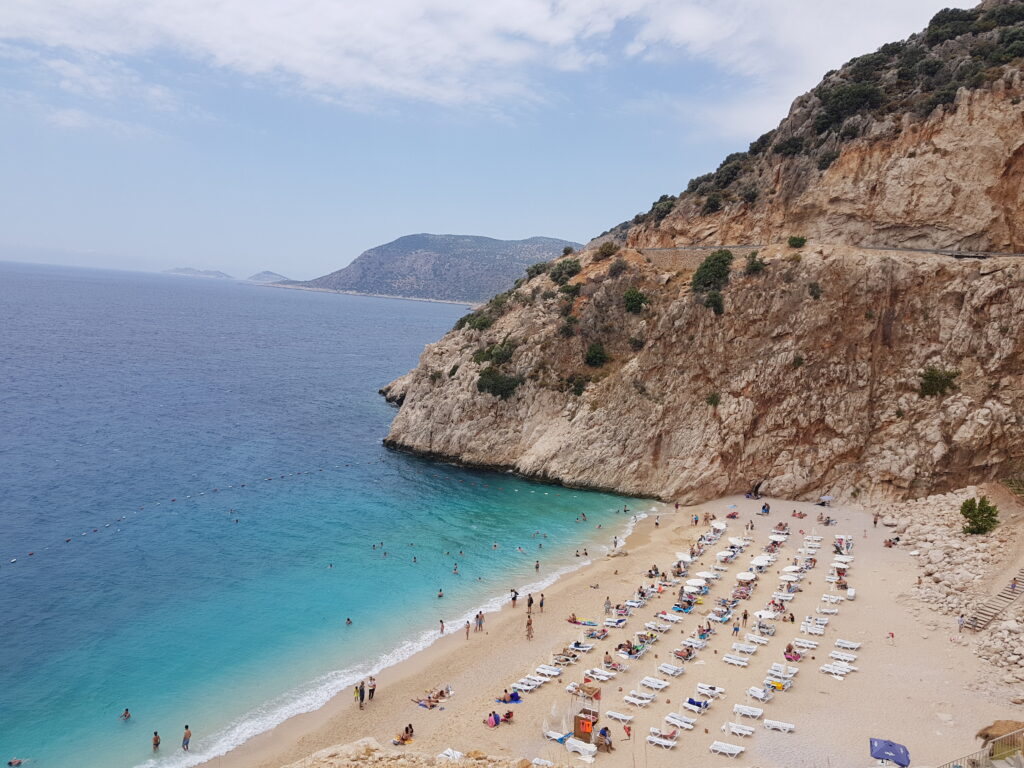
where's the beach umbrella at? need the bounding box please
[684,585,699,594]
[834,555,854,563]
[716,550,734,560]
[711,521,727,531]
[778,574,798,582]
[830,562,848,570]
[868,738,910,767]
[820,495,834,503]
[728,537,746,547]
[696,571,717,579]
[782,565,801,573]
[736,572,756,582]
[754,610,777,619]
[751,555,771,567]
[769,534,787,543]
[686,578,707,587]
[675,552,692,563]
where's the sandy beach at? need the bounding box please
[203,491,1024,768]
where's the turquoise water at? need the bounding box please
[0,263,647,767]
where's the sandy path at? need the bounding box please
[204,495,1012,768]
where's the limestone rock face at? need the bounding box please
[383,246,1024,504]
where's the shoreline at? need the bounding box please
[261,283,481,308]
[185,504,659,768]
[201,492,1022,768]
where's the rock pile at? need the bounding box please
[877,486,1024,685]
[282,738,562,768]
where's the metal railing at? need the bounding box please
[935,726,1024,768]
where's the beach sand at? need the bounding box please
[204,494,1018,768]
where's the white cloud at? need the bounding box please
[45,106,148,135]
[0,0,975,116]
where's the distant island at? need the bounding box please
[278,233,581,303]
[246,271,291,283]
[164,267,234,279]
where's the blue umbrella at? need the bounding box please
[869,738,910,767]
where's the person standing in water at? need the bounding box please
[152,732,161,752]
[120,708,131,721]
[182,725,191,751]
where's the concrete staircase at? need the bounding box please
[965,567,1024,631]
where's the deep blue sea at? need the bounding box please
[0,263,646,768]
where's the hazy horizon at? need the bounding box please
[1,0,971,281]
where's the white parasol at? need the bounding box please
[683,585,699,594]
[754,610,777,619]
[696,571,717,579]
[686,578,707,587]
[751,555,772,567]
[675,552,692,563]
[711,521,727,531]
[717,550,735,561]
[769,534,788,543]
[728,537,746,547]
[778,574,798,582]
[782,565,801,573]
[735,572,757,582]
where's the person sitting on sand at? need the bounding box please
[604,651,613,666]
[596,726,614,752]
[394,724,415,744]
[568,612,578,624]
[498,689,512,703]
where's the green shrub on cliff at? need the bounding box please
[608,258,628,277]
[961,495,999,534]
[594,241,620,261]
[919,366,959,397]
[692,249,734,293]
[584,342,610,367]
[526,262,550,280]
[477,366,521,399]
[549,258,581,286]
[744,251,766,275]
[704,291,724,315]
[788,235,807,248]
[454,310,494,332]
[623,288,650,313]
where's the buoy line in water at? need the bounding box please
[1,458,585,569]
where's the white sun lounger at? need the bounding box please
[658,663,685,677]
[804,535,823,542]
[645,622,672,633]
[604,618,627,628]
[629,689,656,701]
[682,637,707,650]
[656,612,682,623]
[681,699,711,714]
[536,665,562,676]
[605,710,633,723]
[764,719,795,733]
[829,651,857,663]
[544,730,568,742]
[722,721,755,737]
[624,694,651,707]
[830,660,858,672]
[817,607,839,615]
[792,638,818,650]
[565,738,597,757]
[819,664,849,677]
[821,594,843,604]
[771,592,794,602]
[625,599,645,608]
[768,663,799,678]
[709,741,745,757]
[642,676,670,691]
[570,642,594,652]
[763,675,792,691]
[810,616,829,626]
[582,668,612,681]
[665,712,697,730]
[801,624,824,636]
[747,686,774,703]
[835,639,861,650]
[731,642,757,655]
[733,703,763,719]
[647,731,678,749]
[512,680,538,693]
[712,565,728,572]
[723,654,749,667]
[696,683,726,698]
[745,634,769,646]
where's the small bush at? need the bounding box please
[541,290,556,300]
[818,150,839,170]
[895,407,905,418]
[608,258,628,277]
[925,7,979,45]
[649,194,677,222]
[702,194,723,215]
[788,235,807,248]
[472,340,516,365]
[559,283,581,298]
[704,291,724,315]
[566,373,590,396]
[961,495,999,534]
[741,186,758,204]
[594,241,620,261]
[559,315,578,338]
[584,342,610,367]
[429,370,442,383]
[692,249,734,293]
[454,311,494,332]
[549,258,581,285]
[808,282,822,300]
[624,288,650,314]
[562,245,575,256]
[628,336,645,351]
[448,364,459,378]
[919,366,960,397]
[526,262,550,280]
[840,123,859,140]
[773,136,805,156]
[744,251,766,275]
[476,366,521,399]
[792,354,804,368]
[705,392,721,407]
[748,130,776,155]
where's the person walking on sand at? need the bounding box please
[732,622,740,637]
[527,594,534,614]
[368,676,376,701]
[153,731,160,752]
[539,593,545,613]
[182,725,191,752]
[604,597,612,615]
[465,620,471,639]
[526,615,534,640]
[354,685,360,707]
[358,680,365,709]
[958,614,965,633]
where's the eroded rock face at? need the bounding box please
[383,245,1024,504]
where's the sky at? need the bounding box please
[0,0,972,280]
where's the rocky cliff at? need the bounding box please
[381,3,1024,504]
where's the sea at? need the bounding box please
[0,262,648,768]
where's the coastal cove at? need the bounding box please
[0,262,647,768]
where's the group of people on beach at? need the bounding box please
[105,707,190,755]
[352,677,377,710]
